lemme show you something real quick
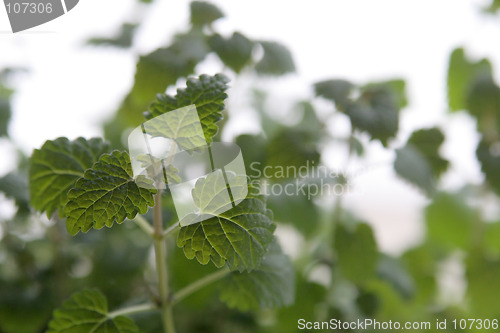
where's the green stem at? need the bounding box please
[108,303,157,319]
[133,215,154,237]
[172,267,230,305]
[153,191,176,333]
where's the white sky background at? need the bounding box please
[1,0,500,254]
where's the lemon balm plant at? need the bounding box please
[3,1,500,332]
[29,74,294,332]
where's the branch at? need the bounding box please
[172,267,230,305]
[108,303,157,319]
[133,215,154,237]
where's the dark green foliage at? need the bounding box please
[177,192,276,272]
[87,23,138,48]
[145,73,229,145]
[64,151,156,235]
[394,128,449,195]
[29,137,111,217]
[255,41,295,76]
[334,223,378,284]
[190,1,224,27]
[209,32,254,73]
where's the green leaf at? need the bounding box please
[235,134,267,173]
[29,137,111,217]
[145,73,230,146]
[265,129,320,181]
[345,85,400,146]
[394,127,449,195]
[255,41,295,76]
[190,171,248,217]
[208,32,254,73]
[466,75,500,138]
[0,86,12,137]
[334,223,378,284]
[447,47,492,112]
[425,193,475,250]
[466,251,500,316]
[401,245,437,304]
[190,1,224,27]
[105,31,209,145]
[484,0,500,13]
[219,240,294,311]
[177,191,276,272]
[476,139,500,194]
[394,146,434,196]
[0,172,29,216]
[314,79,354,109]
[272,276,326,333]
[406,128,449,178]
[47,289,138,333]
[267,190,319,236]
[363,79,408,109]
[64,151,156,235]
[87,23,137,48]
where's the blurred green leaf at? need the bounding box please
[484,221,500,256]
[29,137,111,217]
[273,276,326,333]
[265,129,320,181]
[87,23,138,48]
[47,289,139,333]
[146,73,229,146]
[407,128,449,178]
[334,223,378,284]
[345,85,400,146]
[64,151,156,235]
[209,32,254,73]
[314,79,354,109]
[484,0,500,14]
[476,139,500,194]
[267,189,319,236]
[255,41,295,76]
[425,193,475,250]
[363,79,408,109]
[394,146,434,195]
[377,255,415,300]
[466,75,500,138]
[220,240,294,310]
[395,127,449,195]
[447,47,492,112]
[466,252,500,316]
[190,1,224,27]
[235,134,267,173]
[401,245,437,304]
[177,192,275,272]
[294,101,323,136]
[0,87,12,137]
[0,172,29,216]
[106,31,209,145]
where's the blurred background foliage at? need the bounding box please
[2,0,500,332]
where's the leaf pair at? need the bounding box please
[314,79,406,146]
[29,138,156,235]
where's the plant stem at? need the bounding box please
[134,214,154,237]
[172,267,230,305]
[162,221,180,239]
[108,303,157,319]
[152,191,176,333]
